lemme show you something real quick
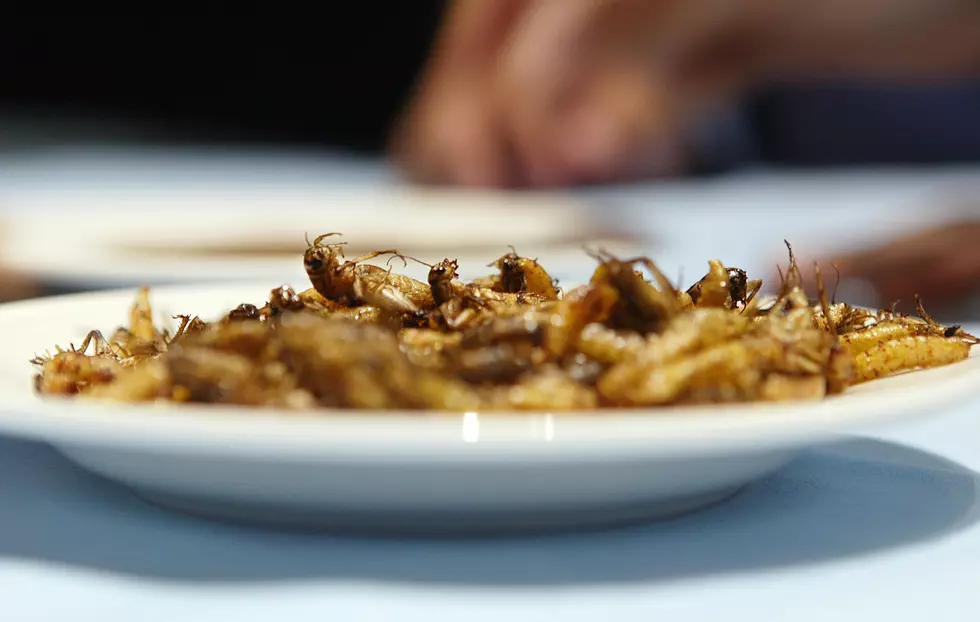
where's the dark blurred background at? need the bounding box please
[1,8,979,172]
[0,9,446,154]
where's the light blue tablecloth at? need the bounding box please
[1,147,979,621]
[2,407,979,622]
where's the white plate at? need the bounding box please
[3,284,978,533]
[0,187,641,289]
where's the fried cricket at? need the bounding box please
[32,235,977,410]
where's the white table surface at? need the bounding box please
[1,146,979,621]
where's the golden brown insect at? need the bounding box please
[487,247,561,301]
[576,323,647,365]
[351,256,428,316]
[426,258,465,306]
[415,255,546,331]
[129,286,158,342]
[398,328,463,371]
[34,350,122,396]
[560,352,606,386]
[170,315,208,343]
[449,340,543,384]
[595,309,753,402]
[598,340,760,406]
[686,261,761,310]
[225,303,262,322]
[482,366,598,410]
[452,280,614,362]
[834,296,978,382]
[266,284,307,315]
[303,233,379,304]
[851,335,975,383]
[588,250,681,333]
[303,233,433,312]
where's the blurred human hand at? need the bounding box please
[390,0,980,188]
[809,220,980,310]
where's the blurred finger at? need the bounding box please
[556,67,684,182]
[494,0,600,187]
[792,220,980,307]
[388,0,527,186]
[494,0,760,187]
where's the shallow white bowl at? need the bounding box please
[3,284,978,533]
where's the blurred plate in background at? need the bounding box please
[0,186,644,289]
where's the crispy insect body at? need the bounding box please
[164,345,313,408]
[34,351,122,395]
[400,328,463,348]
[399,328,463,371]
[468,275,500,290]
[430,283,548,333]
[275,313,482,410]
[686,261,760,309]
[840,322,932,354]
[590,255,679,333]
[485,366,598,410]
[599,298,834,405]
[296,288,343,310]
[577,324,647,364]
[596,310,754,401]
[463,285,544,307]
[758,374,827,402]
[267,285,306,315]
[452,341,541,384]
[170,315,208,343]
[600,326,835,406]
[426,259,466,306]
[779,239,805,297]
[813,303,876,334]
[358,264,434,307]
[599,341,759,406]
[303,233,392,304]
[826,344,854,395]
[539,283,617,357]
[129,286,158,342]
[831,296,976,369]
[851,335,974,383]
[757,309,836,375]
[686,260,732,308]
[460,315,544,349]
[450,312,552,383]
[422,259,505,331]
[353,270,421,314]
[428,299,489,332]
[225,303,263,322]
[82,358,171,402]
[581,308,749,367]
[269,287,383,323]
[562,353,605,386]
[457,282,614,361]
[639,309,750,365]
[330,305,386,324]
[302,232,346,301]
[516,257,560,300]
[303,232,425,309]
[492,251,525,293]
[72,329,124,359]
[490,249,560,301]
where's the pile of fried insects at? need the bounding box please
[32,235,978,410]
